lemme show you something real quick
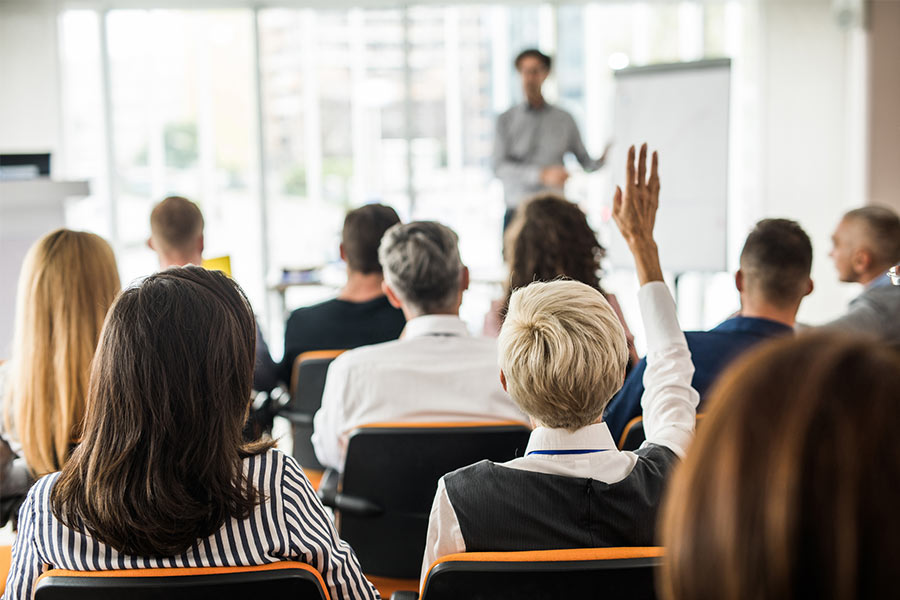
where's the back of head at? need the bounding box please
[149,195,204,258]
[51,266,272,557]
[661,331,900,600]
[738,218,812,308]
[342,203,401,274]
[498,280,627,430]
[378,221,462,315]
[505,194,605,294]
[4,229,120,478]
[843,205,900,268]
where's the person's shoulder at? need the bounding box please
[443,459,495,492]
[24,471,62,508]
[859,282,900,306]
[287,297,343,322]
[630,443,679,474]
[331,337,405,368]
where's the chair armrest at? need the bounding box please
[317,469,340,505]
[331,493,382,517]
[279,410,314,425]
[391,592,419,600]
[316,469,382,516]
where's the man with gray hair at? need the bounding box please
[311,221,527,471]
[825,205,900,346]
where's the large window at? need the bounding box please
[58,2,741,355]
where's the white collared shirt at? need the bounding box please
[420,281,699,581]
[311,314,529,471]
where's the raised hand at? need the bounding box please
[612,143,663,284]
[612,143,660,248]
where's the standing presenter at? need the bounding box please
[493,48,610,229]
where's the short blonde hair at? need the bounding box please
[498,280,628,431]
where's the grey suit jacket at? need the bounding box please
[824,275,900,346]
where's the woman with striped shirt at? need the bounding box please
[3,266,379,600]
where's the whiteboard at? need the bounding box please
[606,59,730,273]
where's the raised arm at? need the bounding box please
[568,115,609,173]
[612,144,698,457]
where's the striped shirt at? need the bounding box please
[2,449,380,600]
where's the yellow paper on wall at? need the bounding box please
[202,255,232,277]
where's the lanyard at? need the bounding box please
[526,449,610,456]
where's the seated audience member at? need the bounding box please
[2,267,378,600]
[484,194,639,367]
[421,145,698,578]
[604,218,813,440]
[148,195,279,393]
[1,230,120,521]
[660,331,900,600]
[312,221,528,471]
[824,205,900,345]
[280,203,406,384]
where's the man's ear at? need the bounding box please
[460,265,470,293]
[382,280,403,309]
[147,236,156,251]
[197,233,205,255]
[339,243,346,262]
[852,248,873,275]
[499,369,508,392]
[735,269,744,293]
[804,277,814,297]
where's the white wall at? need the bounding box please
[0,5,61,157]
[751,0,867,324]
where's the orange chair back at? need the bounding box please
[421,547,663,600]
[34,561,330,600]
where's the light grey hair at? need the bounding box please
[378,221,462,315]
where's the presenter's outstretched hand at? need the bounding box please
[613,143,664,285]
[540,165,569,188]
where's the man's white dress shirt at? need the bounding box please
[312,314,529,471]
[420,282,699,580]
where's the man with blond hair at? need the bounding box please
[825,205,900,345]
[421,145,699,578]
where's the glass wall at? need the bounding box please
[57,2,741,355]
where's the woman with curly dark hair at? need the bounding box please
[484,194,638,366]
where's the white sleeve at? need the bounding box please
[312,357,349,471]
[420,477,467,587]
[638,281,699,457]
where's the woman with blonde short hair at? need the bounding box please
[420,145,699,583]
[1,229,120,508]
[485,194,638,367]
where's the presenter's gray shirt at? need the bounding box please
[823,273,900,347]
[492,102,604,208]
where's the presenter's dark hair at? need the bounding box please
[661,331,900,600]
[739,218,812,307]
[51,266,274,557]
[515,48,551,71]
[342,203,401,274]
[503,194,606,317]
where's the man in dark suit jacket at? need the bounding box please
[604,218,814,442]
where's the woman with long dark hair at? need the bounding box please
[3,266,378,600]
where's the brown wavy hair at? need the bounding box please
[660,331,900,600]
[503,195,606,318]
[51,266,273,557]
